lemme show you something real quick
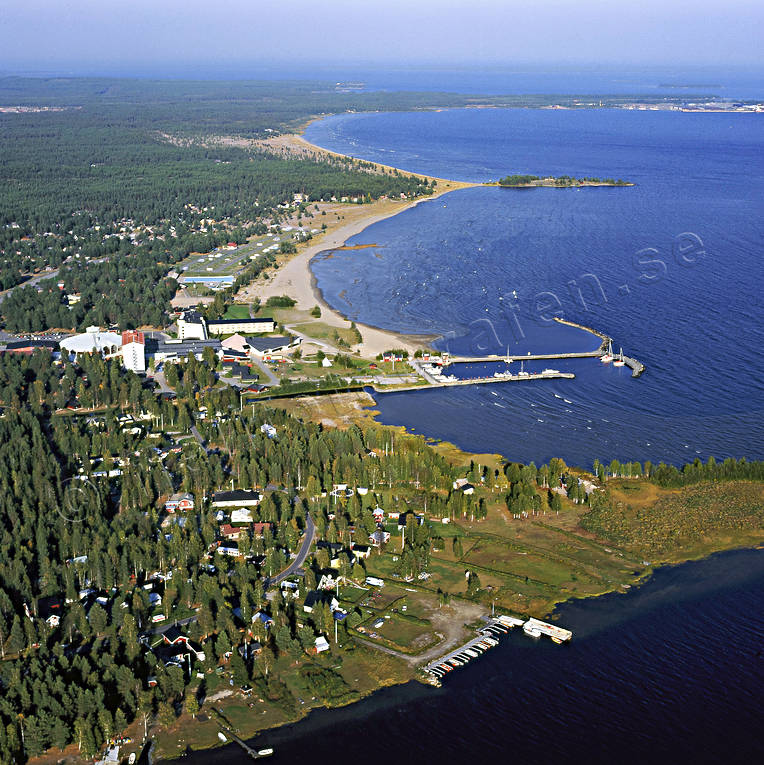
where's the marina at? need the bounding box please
[441,319,645,378]
[424,616,571,681]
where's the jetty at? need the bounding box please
[376,368,575,394]
[437,318,645,378]
[214,718,273,760]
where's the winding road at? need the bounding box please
[266,511,316,589]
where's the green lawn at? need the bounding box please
[224,303,253,319]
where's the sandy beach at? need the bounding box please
[238,133,476,357]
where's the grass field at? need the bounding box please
[583,479,764,560]
[224,303,253,319]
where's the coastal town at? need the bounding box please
[0,63,762,765]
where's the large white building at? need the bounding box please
[121,330,146,373]
[177,310,208,340]
[208,317,275,335]
[60,326,122,356]
[177,310,275,340]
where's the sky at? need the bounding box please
[2,0,763,74]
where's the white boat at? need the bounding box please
[218,732,228,742]
[257,748,274,757]
[523,625,542,638]
[600,339,614,363]
[517,361,530,377]
[613,347,626,366]
[541,368,560,376]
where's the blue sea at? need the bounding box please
[305,107,764,468]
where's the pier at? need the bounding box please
[214,718,273,759]
[437,317,645,378]
[376,367,575,394]
[621,354,645,378]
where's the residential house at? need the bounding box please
[260,423,277,439]
[252,522,272,537]
[164,492,194,513]
[303,591,339,613]
[369,529,390,547]
[162,625,188,646]
[351,543,371,559]
[230,508,253,524]
[220,523,244,541]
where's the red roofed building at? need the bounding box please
[121,330,146,373]
[220,524,244,540]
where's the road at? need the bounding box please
[284,324,341,355]
[190,425,208,452]
[251,357,279,386]
[266,511,315,589]
[142,614,198,637]
[0,267,60,304]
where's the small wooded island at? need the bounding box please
[497,174,633,187]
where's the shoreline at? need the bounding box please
[238,131,477,357]
[160,544,764,764]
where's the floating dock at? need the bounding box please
[523,617,573,643]
[215,720,273,760]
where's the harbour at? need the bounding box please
[424,615,572,682]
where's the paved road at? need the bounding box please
[266,512,315,589]
[190,425,208,452]
[251,357,279,386]
[284,324,341,355]
[145,369,175,395]
[0,267,60,304]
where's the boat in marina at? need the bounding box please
[600,339,614,363]
[613,347,626,366]
[523,624,542,638]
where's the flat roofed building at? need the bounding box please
[177,310,207,341]
[150,338,221,362]
[1,339,59,354]
[208,317,275,335]
[211,489,261,508]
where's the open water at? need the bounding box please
[305,108,764,467]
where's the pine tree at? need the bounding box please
[8,615,25,655]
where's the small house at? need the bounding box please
[369,529,390,547]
